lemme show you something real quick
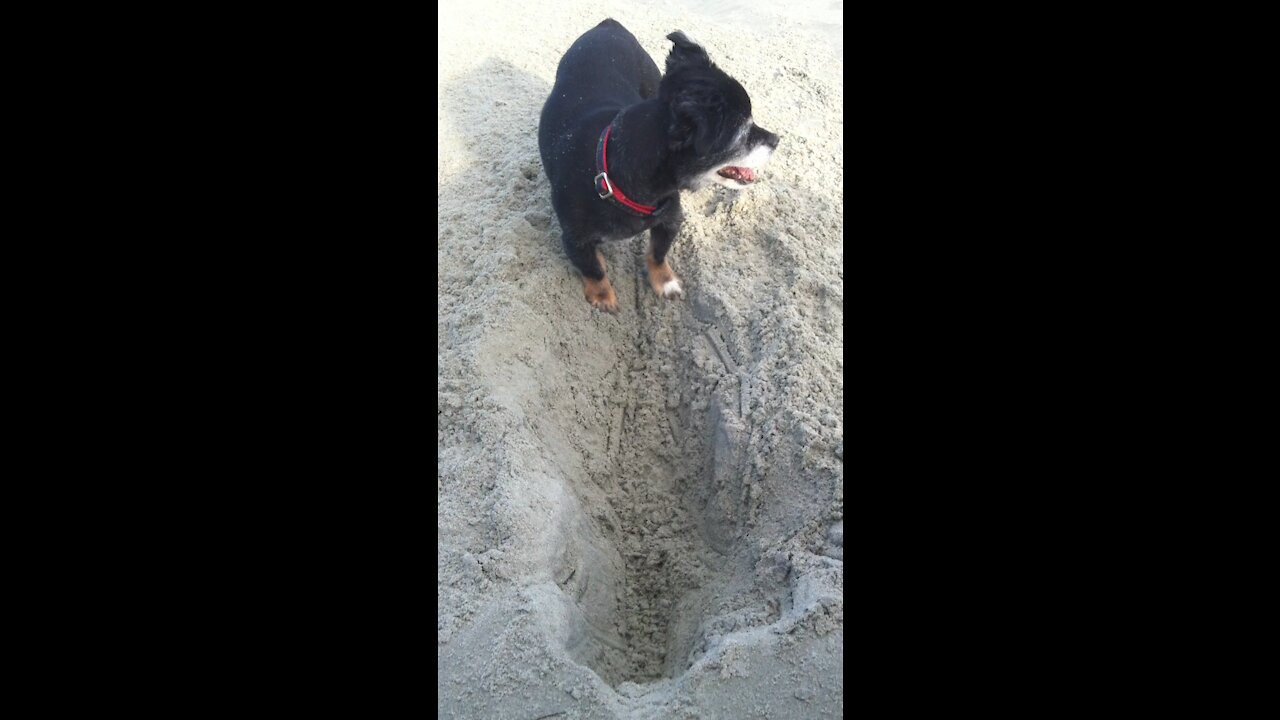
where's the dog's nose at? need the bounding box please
[757,127,780,149]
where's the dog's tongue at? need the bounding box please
[718,166,756,182]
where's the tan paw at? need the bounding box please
[646,257,683,299]
[584,275,619,314]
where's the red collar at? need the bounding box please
[594,124,659,216]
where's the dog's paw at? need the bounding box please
[591,294,620,314]
[647,259,683,300]
[584,276,619,314]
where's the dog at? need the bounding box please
[538,20,780,313]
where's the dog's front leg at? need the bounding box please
[564,234,618,314]
[646,223,683,299]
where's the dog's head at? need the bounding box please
[660,31,780,191]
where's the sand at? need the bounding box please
[438,1,843,717]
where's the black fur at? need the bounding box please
[538,20,779,299]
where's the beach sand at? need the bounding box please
[438,1,843,716]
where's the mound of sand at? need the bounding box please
[438,1,843,717]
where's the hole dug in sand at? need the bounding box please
[548,246,768,688]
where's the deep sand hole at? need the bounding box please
[556,237,746,686]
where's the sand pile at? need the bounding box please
[438,1,843,717]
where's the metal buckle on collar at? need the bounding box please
[595,172,613,199]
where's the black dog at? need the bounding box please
[538,20,780,313]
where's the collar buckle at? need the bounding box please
[595,172,613,199]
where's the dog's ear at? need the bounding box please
[668,86,723,154]
[666,31,710,71]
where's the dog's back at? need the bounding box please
[538,19,660,181]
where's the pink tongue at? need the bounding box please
[720,166,755,182]
[739,167,755,181]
